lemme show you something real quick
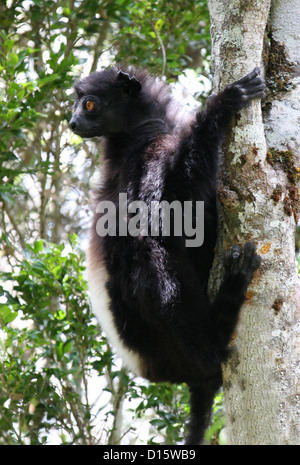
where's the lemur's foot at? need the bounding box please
[224,242,262,284]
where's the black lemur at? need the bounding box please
[69,66,264,444]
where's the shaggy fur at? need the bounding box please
[69,67,264,444]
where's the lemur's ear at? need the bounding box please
[116,70,142,95]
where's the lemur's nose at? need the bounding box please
[69,117,77,131]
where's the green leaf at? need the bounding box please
[150,418,167,430]
[56,340,64,360]
[8,52,19,67]
[34,240,44,253]
[54,310,66,320]
[38,74,59,87]
[4,39,15,52]
[63,340,72,354]
[0,305,18,324]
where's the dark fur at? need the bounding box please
[69,67,264,444]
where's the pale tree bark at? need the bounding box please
[207,0,300,445]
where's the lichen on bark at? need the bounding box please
[208,0,300,445]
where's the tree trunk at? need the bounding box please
[207,0,300,445]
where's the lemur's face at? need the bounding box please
[69,93,109,138]
[69,70,142,138]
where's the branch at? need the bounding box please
[107,368,129,445]
[1,199,27,250]
[153,26,166,77]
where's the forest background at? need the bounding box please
[0,0,299,445]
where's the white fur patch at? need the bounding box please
[87,255,144,377]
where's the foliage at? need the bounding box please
[110,0,210,76]
[0,235,105,444]
[0,0,224,445]
[0,236,191,444]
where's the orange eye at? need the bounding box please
[85,100,95,111]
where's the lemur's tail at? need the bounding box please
[185,385,216,445]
